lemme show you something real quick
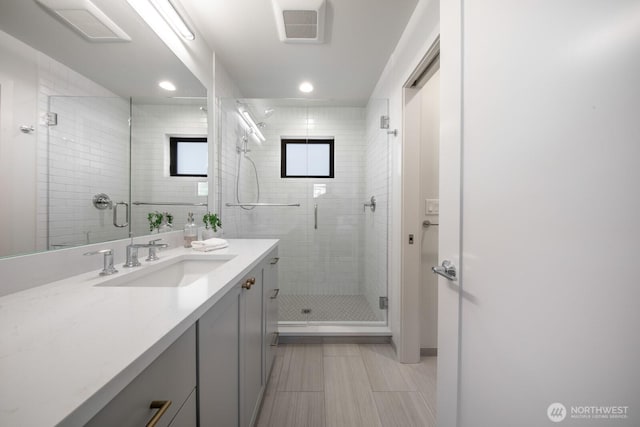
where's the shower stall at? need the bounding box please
[218,98,390,328]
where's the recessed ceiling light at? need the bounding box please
[159,80,176,91]
[299,81,314,93]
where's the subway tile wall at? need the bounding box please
[36,53,125,250]
[47,96,130,248]
[130,103,209,237]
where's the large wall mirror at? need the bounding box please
[0,0,207,258]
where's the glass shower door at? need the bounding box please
[305,99,389,324]
[218,97,389,326]
[47,96,130,249]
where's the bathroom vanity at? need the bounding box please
[0,239,279,427]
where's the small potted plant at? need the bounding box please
[202,212,222,240]
[147,211,173,233]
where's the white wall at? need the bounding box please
[130,103,208,237]
[368,0,440,351]
[0,30,38,257]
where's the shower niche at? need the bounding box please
[218,98,390,326]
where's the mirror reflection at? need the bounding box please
[0,1,207,258]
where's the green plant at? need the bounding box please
[203,212,222,232]
[147,211,173,232]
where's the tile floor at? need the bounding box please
[256,343,437,427]
[278,295,380,322]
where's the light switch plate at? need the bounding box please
[425,198,439,215]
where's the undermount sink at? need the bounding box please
[96,256,235,288]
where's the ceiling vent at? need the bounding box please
[272,0,326,44]
[34,0,131,42]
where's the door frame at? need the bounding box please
[399,37,442,364]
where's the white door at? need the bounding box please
[440,1,640,426]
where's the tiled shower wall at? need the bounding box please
[219,100,388,320]
[130,103,208,237]
[36,53,126,249]
[47,96,130,248]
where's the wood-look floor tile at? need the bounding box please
[324,356,382,427]
[268,392,325,427]
[373,392,436,427]
[399,356,437,415]
[277,344,324,391]
[323,344,361,356]
[256,356,284,427]
[360,344,416,391]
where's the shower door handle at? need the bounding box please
[113,202,129,228]
[432,260,457,281]
[314,204,318,229]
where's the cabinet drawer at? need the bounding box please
[86,325,196,427]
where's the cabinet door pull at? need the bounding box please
[242,277,256,289]
[147,400,171,427]
[270,257,280,265]
[270,288,280,299]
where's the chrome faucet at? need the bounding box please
[84,248,118,276]
[124,239,169,267]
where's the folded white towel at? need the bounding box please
[191,238,229,252]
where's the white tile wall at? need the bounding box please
[218,100,389,320]
[47,96,130,248]
[130,103,208,237]
[35,52,126,250]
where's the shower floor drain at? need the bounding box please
[301,308,312,314]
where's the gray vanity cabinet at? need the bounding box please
[240,264,264,427]
[85,325,197,427]
[199,249,278,427]
[198,286,241,427]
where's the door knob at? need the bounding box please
[432,260,457,281]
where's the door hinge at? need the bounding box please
[45,112,58,126]
[379,296,389,310]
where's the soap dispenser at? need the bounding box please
[184,212,197,248]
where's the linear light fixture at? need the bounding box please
[148,0,195,41]
[238,106,266,142]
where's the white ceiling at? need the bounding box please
[180,0,418,105]
[0,0,205,98]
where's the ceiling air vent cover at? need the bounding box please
[35,0,131,42]
[272,0,326,44]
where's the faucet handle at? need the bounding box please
[146,239,168,262]
[84,249,118,276]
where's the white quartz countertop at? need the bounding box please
[0,239,278,427]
